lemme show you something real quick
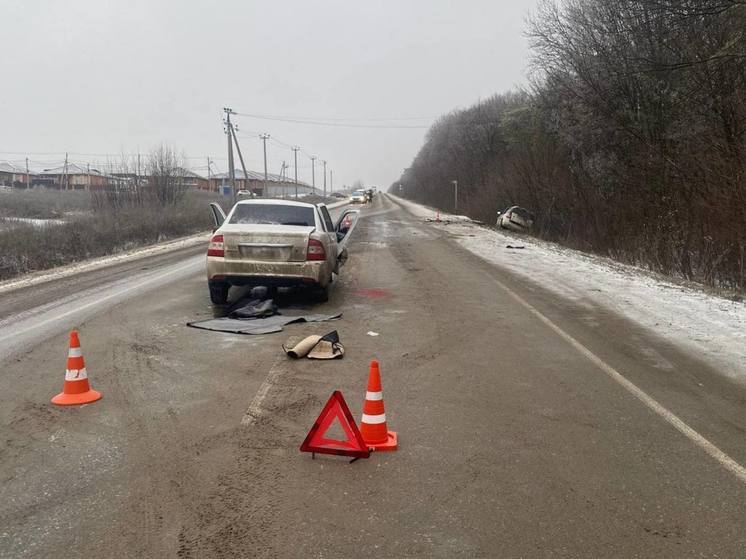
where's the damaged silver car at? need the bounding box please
[206,199,359,304]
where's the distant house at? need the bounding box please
[209,169,314,197]
[36,163,117,190]
[174,167,209,190]
[0,162,32,187]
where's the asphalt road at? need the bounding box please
[1,194,745,558]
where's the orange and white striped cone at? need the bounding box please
[360,360,397,451]
[51,330,102,406]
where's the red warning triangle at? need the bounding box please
[300,391,370,459]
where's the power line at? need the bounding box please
[232,112,430,129]
[234,111,433,122]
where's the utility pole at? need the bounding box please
[452,179,458,212]
[62,153,69,192]
[311,155,317,194]
[25,157,30,189]
[280,160,287,198]
[292,146,300,199]
[230,126,250,197]
[322,160,327,198]
[260,133,270,196]
[330,169,333,192]
[207,157,212,191]
[223,107,236,203]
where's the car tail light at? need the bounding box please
[207,234,224,257]
[306,238,326,261]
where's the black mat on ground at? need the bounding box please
[187,312,342,335]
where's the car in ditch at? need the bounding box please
[207,199,359,304]
[496,206,534,233]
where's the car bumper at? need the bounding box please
[207,256,332,287]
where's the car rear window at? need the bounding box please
[229,204,315,226]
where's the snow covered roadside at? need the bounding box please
[0,231,210,295]
[388,194,746,383]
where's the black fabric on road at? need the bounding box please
[187,312,342,335]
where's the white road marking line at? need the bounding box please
[242,356,285,426]
[485,269,746,484]
[1,260,199,343]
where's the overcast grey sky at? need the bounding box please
[0,0,539,188]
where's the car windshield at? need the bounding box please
[229,204,315,226]
[352,191,364,196]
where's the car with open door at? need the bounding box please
[207,199,359,304]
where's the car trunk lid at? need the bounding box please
[220,224,314,262]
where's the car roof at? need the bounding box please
[235,198,316,208]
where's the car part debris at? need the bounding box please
[366,331,380,337]
[506,245,525,250]
[229,298,277,319]
[283,330,344,359]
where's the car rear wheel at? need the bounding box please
[208,281,230,305]
[310,282,330,303]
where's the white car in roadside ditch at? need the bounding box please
[497,206,534,233]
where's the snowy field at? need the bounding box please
[389,194,746,383]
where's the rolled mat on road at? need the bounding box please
[187,312,342,335]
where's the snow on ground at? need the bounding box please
[388,194,746,383]
[0,232,210,295]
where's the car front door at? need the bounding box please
[317,205,339,264]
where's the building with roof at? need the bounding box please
[209,169,314,197]
[36,163,117,189]
[170,167,209,190]
[0,162,32,187]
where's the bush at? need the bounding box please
[0,190,224,281]
[0,189,92,219]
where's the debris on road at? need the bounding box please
[283,330,344,359]
[229,298,278,319]
[506,245,525,250]
[51,330,102,406]
[187,312,342,335]
[300,391,370,460]
[366,331,379,337]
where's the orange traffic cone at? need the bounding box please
[360,360,397,451]
[51,330,102,406]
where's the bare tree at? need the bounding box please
[148,144,187,206]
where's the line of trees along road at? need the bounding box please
[395,0,745,292]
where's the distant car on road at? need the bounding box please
[236,189,255,199]
[350,190,366,204]
[496,206,534,233]
[331,192,347,199]
[207,199,359,304]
